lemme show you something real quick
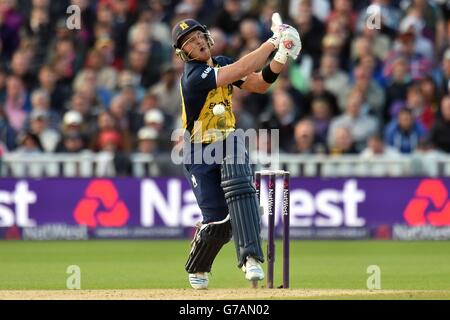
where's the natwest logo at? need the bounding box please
[404,179,450,226]
[74,180,130,227]
[0,181,36,227]
[140,179,366,228]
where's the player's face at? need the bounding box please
[181,30,211,61]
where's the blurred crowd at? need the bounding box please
[1,0,450,173]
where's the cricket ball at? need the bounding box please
[213,104,226,116]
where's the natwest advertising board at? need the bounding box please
[0,178,450,240]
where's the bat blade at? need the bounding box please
[272,12,283,28]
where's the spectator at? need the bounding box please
[129,92,158,134]
[73,68,112,109]
[291,0,325,68]
[95,34,122,70]
[116,69,145,103]
[420,76,440,118]
[89,110,126,152]
[149,65,182,118]
[291,118,327,154]
[144,0,170,25]
[326,0,357,33]
[0,0,24,60]
[214,0,247,36]
[270,72,304,117]
[259,89,301,152]
[97,129,122,153]
[384,107,427,154]
[136,127,160,154]
[238,18,262,52]
[328,126,358,156]
[429,95,450,153]
[402,0,446,52]
[385,56,413,122]
[22,4,52,65]
[319,53,350,111]
[125,43,151,87]
[404,83,435,130]
[324,11,352,70]
[27,88,60,130]
[126,22,167,87]
[396,14,434,61]
[137,3,171,49]
[359,52,386,87]
[14,130,42,153]
[0,105,16,150]
[171,2,196,24]
[107,0,137,62]
[55,131,86,153]
[28,109,60,152]
[290,0,330,23]
[360,134,400,159]
[288,46,314,94]
[9,49,35,89]
[347,64,386,120]
[84,47,118,91]
[360,133,401,176]
[410,135,445,176]
[433,48,450,96]
[303,71,339,117]
[95,128,131,176]
[357,19,393,62]
[383,27,433,81]
[232,88,256,131]
[37,64,70,114]
[108,94,132,151]
[328,89,379,152]
[95,1,114,33]
[209,27,229,57]
[61,109,84,135]
[350,36,373,68]
[143,108,172,151]
[310,97,333,143]
[3,75,31,131]
[445,18,450,51]
[48,37,80,85]
[350,36,385,86]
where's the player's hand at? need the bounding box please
[282,27,302,60]
[267,12,284,49]
[274,26,302,64]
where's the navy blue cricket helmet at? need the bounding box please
[171,19,208,49]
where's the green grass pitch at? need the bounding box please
[1,240,450,299]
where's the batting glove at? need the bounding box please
[274,26,302,64]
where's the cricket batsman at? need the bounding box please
[172,14,301,289]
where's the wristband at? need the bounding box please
[262,64,280,84]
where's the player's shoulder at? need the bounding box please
[182,60,209,82]
[181,60,216,91]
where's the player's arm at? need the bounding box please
[240,26,302,94]
[240,60,285,94]
[215,42,277,88]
